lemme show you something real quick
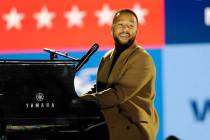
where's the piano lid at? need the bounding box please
[0,59,79,65]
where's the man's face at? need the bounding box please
[112,13,138,47]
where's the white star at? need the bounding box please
[204,7,210,26]
[33,6,56,29]
[3,7,25,30]
[95,4,115,26]
[64,5,86,28]
[132,3,149,25]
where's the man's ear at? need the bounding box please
[111,26,114,36]
[136,25,139,34]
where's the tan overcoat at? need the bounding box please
[81,44,159,140]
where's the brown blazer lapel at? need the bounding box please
[97,49,115,83]
[108,44,138,83]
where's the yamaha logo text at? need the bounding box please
[25,92,55,109]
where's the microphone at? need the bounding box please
[75,43,99,72]
[43,48,58,54]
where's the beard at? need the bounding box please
[114,35,136,50]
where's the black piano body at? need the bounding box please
[0,60,107,140]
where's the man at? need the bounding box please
[80,9,159,140]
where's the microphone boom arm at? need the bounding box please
[43,43,99,72]
[43,48,79,61]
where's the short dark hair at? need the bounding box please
[113,9,139,24]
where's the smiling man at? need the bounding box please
[81,9,159,140]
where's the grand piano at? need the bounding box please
[0,44,108,140]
